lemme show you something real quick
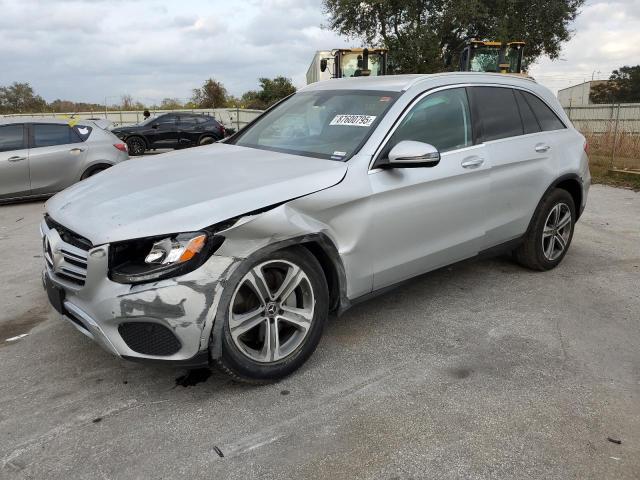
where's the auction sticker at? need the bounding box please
[330,114,376,127]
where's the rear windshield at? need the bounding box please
[230,90,399,161]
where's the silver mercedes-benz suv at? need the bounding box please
[41,73,590,382]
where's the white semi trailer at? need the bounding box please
[306,48,388,84]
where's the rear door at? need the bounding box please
[28,123,89,195]
[177,115,199,146]
[0,123,30,199]
[368,87,490,289]
[467,86,552,247]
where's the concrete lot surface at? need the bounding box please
[0,185,638,479]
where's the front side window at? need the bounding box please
[0,124,26,152]
[469,87,523,142]
[232,90,399,160]
[384,88,472,155]
[156,115,177,126]
[33,124,80,148]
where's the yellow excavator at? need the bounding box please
[459,40,526,74]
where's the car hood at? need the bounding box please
[45,143,347,245]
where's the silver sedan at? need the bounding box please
[0,117,129,203]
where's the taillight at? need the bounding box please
[583,140,589,155]
[114,143,128,153]
[220,125,226,137]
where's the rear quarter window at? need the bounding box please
[73,125,93,142]
[522,92,566,131]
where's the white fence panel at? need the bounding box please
[2,108,264,130]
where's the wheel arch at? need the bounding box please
[80,162,114,180]
[531,174,583,228]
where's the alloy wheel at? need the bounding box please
[228,260,315,363]
[127,138,145,156]
[542,202,572,261]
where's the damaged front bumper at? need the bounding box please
[40,220,239,366]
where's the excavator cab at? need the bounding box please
[459,40,525,74]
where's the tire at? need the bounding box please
[81,165,109,180]
[199,136,215,146]
[215,247,329,383]
[514,188,576,271]
[126,136,146,156]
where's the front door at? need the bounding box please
[0,123,30,199]
[367,87,490,290]
[148,114,179,148]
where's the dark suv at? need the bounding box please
[111,113,226,156]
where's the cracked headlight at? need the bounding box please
[109,231,223,284]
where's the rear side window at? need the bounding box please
[469,87,523,142]
[33,124,81,148]
[386,88,472,153]
[521,92,565,131]
[0,124,26,152]
[196,116,214,125]
[514,91,541,134]
[179,115,197,125]
[73,125,93,141]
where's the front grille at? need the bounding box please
[118,322,181,356]
[43,218,90,287]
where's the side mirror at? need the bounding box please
[385,140,440,168]
[320,59,328,72]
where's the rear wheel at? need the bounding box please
[199,135,215,146]
[215,247,329,383]
[514,188,575,271]
[126,137,146,156]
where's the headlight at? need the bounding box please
[109,231,223,284]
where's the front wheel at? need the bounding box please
[514,188,575,271]
[215,247,329,383]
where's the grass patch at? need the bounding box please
[589,154,640,191]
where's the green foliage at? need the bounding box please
[590,66,640,104]
[241,77,296,109]
[0,82,47,114]
[322,0,585,73]
[191,78,229,108]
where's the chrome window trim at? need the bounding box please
[367,82,565,172]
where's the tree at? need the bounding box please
[0,82,47,114]
[241,77,296,109]
[322,0,585,73]
[590,66,640,104]
[160,97,183,110]
[191,78,229,108]
[121,94,134,110]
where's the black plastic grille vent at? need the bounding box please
[118,322,181,356]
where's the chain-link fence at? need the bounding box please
[564,103,640,173]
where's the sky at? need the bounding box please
[0,0,639,105]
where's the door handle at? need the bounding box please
[535,144,551,153]
[7,156,26,162]
[69,148,86,153]
[461,157,485,169]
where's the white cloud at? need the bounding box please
[0,0,638,103]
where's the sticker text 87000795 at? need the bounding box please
[329,114,377,127]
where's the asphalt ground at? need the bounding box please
[0,184,638,479]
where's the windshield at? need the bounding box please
[231,90,399,160]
